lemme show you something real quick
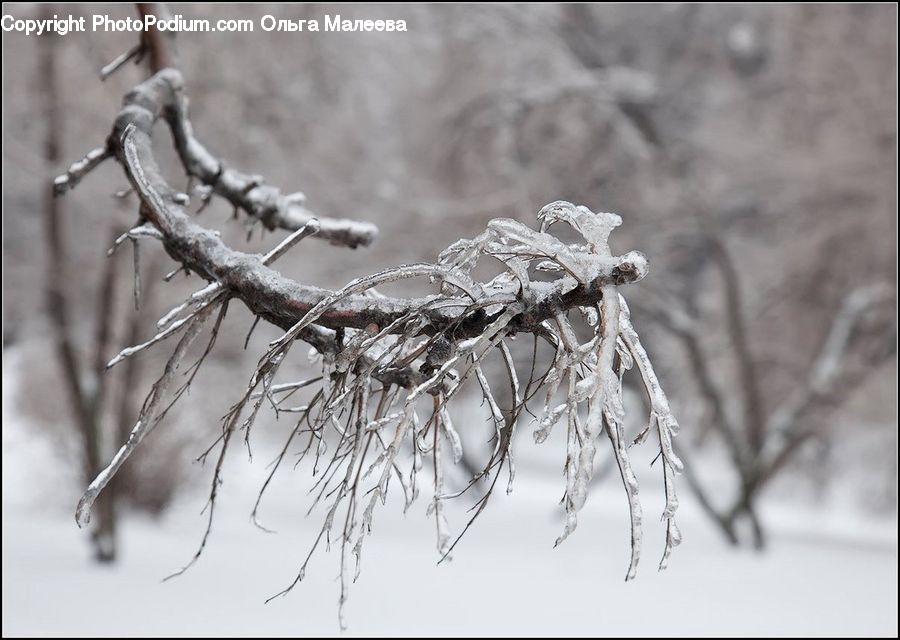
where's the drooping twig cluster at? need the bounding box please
[58,63,682,626]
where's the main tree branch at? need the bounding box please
[56,27,681,627]
[64,68,644,342]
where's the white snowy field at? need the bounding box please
[3,468,897,637]
[2,351,897,637]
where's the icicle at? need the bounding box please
[439,406,463,464]
[555,374,581,547]
[432,397,452,558]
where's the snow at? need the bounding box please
[2,350,897,636]
[3,477,897,636]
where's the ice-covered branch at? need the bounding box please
[56,72,374,248]
[75,301,218,528]
[165,92,377,248]
[60,42,681,625]
[53,146,111,196]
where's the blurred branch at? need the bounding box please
[99,43,144,81]
[674,445,739,545]
[709,235,766,454]
[631,292,747,471]
[760,282,895,473]
[40,8,115,562]
[84,227,124,426]
[41,7,96,483]
[641,263,894,548]
[137,3,177,73]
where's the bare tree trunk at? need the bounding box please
[719,516,740,547]
[40,6,118,563]
[85,238,121,562]
[747,504,766,551]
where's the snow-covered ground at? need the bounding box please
[2,351,897,637]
